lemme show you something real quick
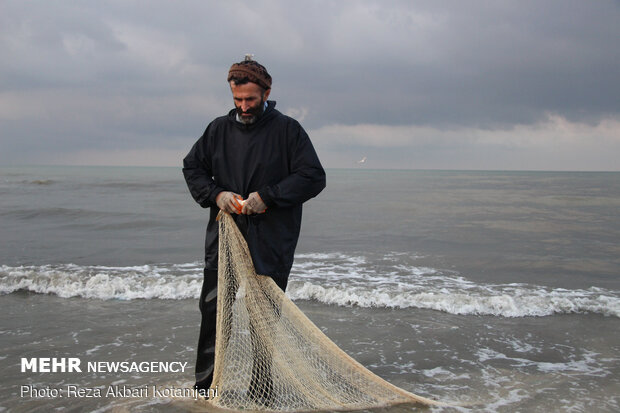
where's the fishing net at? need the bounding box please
[209,211,440,411]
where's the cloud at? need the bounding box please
[312,115,620,148]
[0,0,618,169]
[310,115,620,170]
[285,107,309,123]
[51,148,188,168]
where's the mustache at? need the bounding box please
[235,100,265,117]
[236,106,261,114]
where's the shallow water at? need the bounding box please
[2,294,618,412]
[1,166,619,412]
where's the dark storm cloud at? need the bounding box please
[271,0,620,129]
[0,0,618,168]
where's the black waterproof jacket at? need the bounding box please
[183,101,326,283]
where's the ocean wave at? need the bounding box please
[0,263,204,300]
[1,254,619,318]
[0,177,56,186]
[90,180,180,190]
[0,207,144,221]
[288,253,620,317]
[286,282,620,317]
[26,179,55,185]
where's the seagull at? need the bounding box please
[357,156,367,164]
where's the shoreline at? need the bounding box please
[2,293,619,412]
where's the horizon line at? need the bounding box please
[1,164,618,173]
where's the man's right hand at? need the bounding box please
[216,191,243,214]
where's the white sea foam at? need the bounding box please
[286,282,620,317]
[0,263,204,300]
[475,347,610,377]
[1,252,619,318]
[289,252,620,318]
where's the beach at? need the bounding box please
[1,166,619,412]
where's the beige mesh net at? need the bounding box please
[208,211,441,411]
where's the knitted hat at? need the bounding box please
[227,55,272,90]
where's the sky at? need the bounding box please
[1,0,619,170]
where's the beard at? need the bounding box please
[236,99,265,125]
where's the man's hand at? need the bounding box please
[216,191,243,214]
[241,192,267,215]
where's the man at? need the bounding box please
[182,56,326,394]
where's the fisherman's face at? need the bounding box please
[230,81,270,124]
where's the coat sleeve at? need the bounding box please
[258,121,326,208]
[182,126,225,208]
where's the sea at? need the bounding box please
[0,165,618,412]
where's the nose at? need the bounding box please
[241,101,250,112]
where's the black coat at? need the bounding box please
[183,101,326,283]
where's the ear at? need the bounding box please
[263,88,271,100]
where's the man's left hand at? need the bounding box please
[242,192,267,215]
